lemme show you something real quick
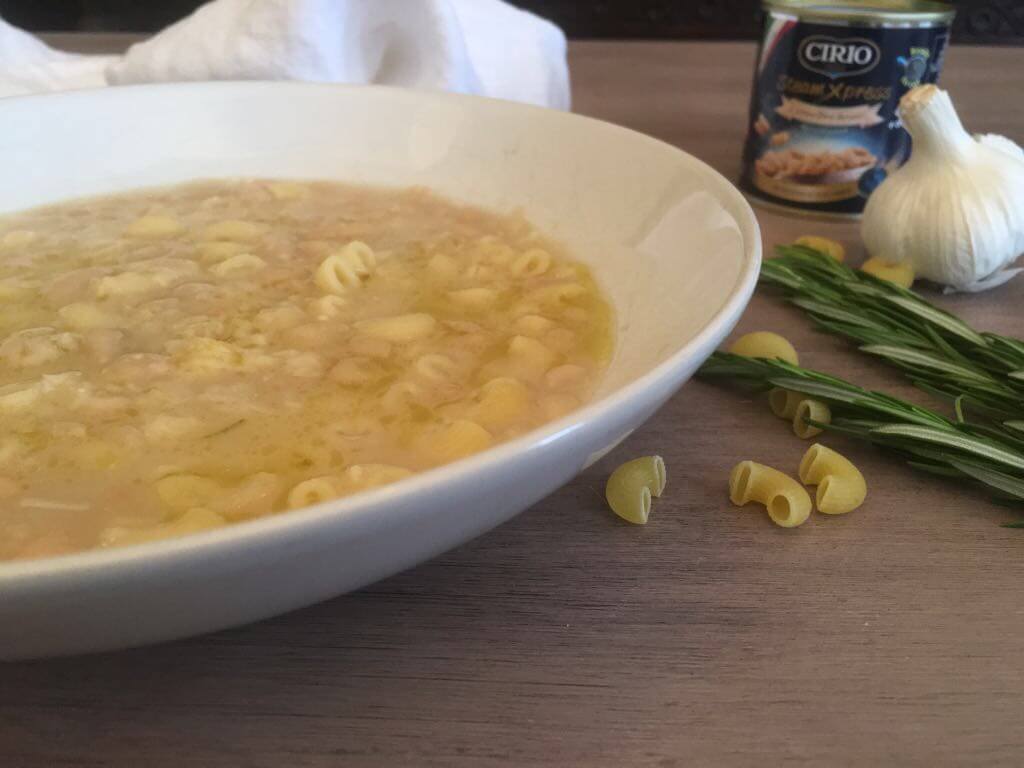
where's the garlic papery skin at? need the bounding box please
[861,84,1024,292]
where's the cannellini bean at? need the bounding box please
[309,294,347,320]
[545,364,587,391]
[202,220,265,242]
[444,320,483,335]
[279,350,323,378]
[0,477,20,498]
[100,508,226,548]
[214,473,282,520]
[43,267,106,306]
[0,277,38,301]
[173,281,221,301]
[50,421,87,440]
[427,253,459,280]
[255,304,306,331]
[527,282,587,306]
[103,353,172,384]
[144,415,206,444]
[447,287,498,309]
[82,329,125,364]
[210,253,266,276]
[381,381,427,412]
[96,271,166,298]
[515,314,555,336]
[58,302,120,330]
[281,323,332,349]
[355,313,436,343]
[508,335,558,377]
[414,353,457,382]
[13,534,76,560]
[337,464,412,493]
[0,380,41,411]
[329,356,387,386]
[197,241,249,262]
[1,229,37,249]
[68,439,120,469]
[0,327,78,368]
[267,182,309,200]
[124,215,183,239]
[543,328,576,354]
[540,392,579,420]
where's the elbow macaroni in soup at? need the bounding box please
[0,180,614,560]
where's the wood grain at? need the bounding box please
[3,40,1024,768]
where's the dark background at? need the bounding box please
[1,1,1022,44]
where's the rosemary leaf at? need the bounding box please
[880,294,989,347]
[789,297,889,330]
[947,460,1024,501]
[761,247,1024,418]
[870,425,1024,472]
[697,352,1024,513]
[907,461,967,478]
[860,345,994,384]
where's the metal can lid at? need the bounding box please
[763,0,955,26]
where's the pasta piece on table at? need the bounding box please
[728,331,798,365]
[793,399,831,439]
[798,444,867,515]
[729,461,811,528]
[861,256,915,288]
[605,455,667,525]
[768,388,802,419]
[794,235,845,262]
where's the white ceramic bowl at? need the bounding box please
[0,83,760,659]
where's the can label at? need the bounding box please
[740,12,950,215]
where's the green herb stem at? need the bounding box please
[761,246,1024,418]
[697,352,1024,515]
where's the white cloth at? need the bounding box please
[0,0,570,109]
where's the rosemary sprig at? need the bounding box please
[761,246,1024,419]
[697,352,1024,512]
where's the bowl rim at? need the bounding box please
[0,80,762,586]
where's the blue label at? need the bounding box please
[740,14,950,215]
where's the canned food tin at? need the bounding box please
[740,0,955,217]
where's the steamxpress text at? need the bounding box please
[740,4,952,216]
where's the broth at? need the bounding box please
[0,180,613,559]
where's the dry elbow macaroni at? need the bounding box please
[769,388,802,419]
[792,399,831,439]
[729,461,812,528]
[727,444,866,526]
[728,331,799,365]
[794,235,845,262]
[860,256,915,288]
[798,444,867,515]
[605,455,667,525]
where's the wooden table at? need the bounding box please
[5,39,1024,767]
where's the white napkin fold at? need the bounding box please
[0,0,570,109]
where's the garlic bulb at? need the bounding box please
[861,84,1024,292]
